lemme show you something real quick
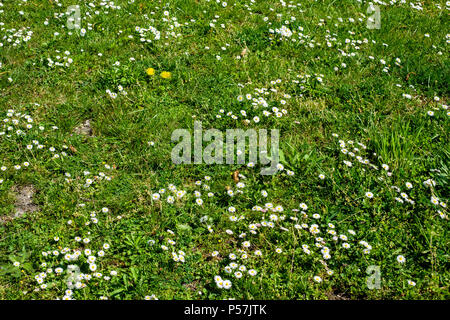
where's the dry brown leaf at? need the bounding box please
[232,170,240,183]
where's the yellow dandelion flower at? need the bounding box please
[146,68,155,76]
[160,71,172,79]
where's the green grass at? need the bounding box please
[0,0,448,300]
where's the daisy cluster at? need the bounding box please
[65,164,114,188]
[32,233,116,300]
[46,50,74,69]
[151,176,225,213]
[402,93,449,118]
[53,0,123,37]
[106,85,128,99]
[0,27,33,48]
[135,25,161,43]
[143,127,447,296]
[266,10,405,76]
[357,0,449,11]
[23,167,116,299]
[147,164,375,295]
[154,228,187,263]
[1,106,118,300]
[214,79,292,125]
[158,179,402,296]
[133,9,192,45]
[332,133,447,219]
[210,195,373,292]
[0,108,67,184]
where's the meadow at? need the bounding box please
[0,0,448,300]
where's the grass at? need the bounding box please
[0,0,448,300]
